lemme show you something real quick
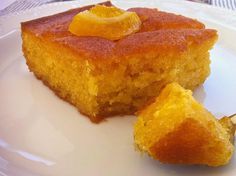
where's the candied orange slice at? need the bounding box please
[69,5,141,40]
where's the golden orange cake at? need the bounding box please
[134,83,235,166]
[21,1,218,122]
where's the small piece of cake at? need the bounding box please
[134,83,235,166]
[21,1,218,122]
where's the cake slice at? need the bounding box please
[21,1,218,122]
[134,83,235,166]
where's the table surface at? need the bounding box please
[0,0,15,10]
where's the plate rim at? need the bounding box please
[0,1,236,176]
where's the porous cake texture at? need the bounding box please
[134,83,234,166]
[21,1,218,122]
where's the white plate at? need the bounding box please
[0,0,236,175]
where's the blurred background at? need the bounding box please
[0,0,235,16]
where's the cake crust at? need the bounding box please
[21,1,217,62]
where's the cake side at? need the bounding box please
[93,29,217,117]
[22,30,102,122]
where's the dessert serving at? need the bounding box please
[20,0,236,168]
[134,83,235,166]
[21,1,218,122]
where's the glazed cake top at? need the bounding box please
[21,1,217,60]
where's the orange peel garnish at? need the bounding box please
[69,5,141,40]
